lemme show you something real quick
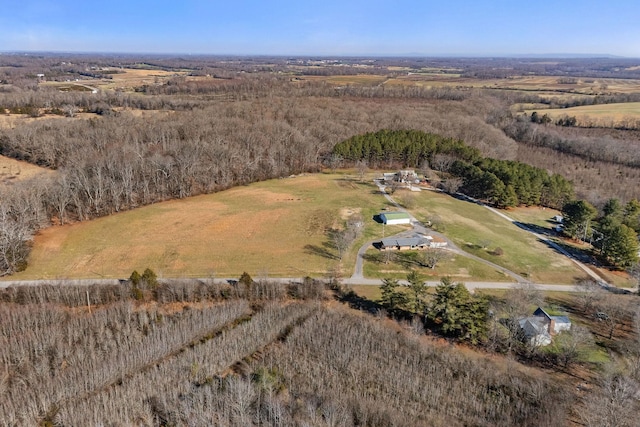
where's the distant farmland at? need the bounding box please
[525,102,640,127]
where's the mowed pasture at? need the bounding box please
[8,173,390,280]
[398,189,586,284]
[525,102,640,127]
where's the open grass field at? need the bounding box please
[38,68,187,92]
[398,190,586,284]
[302,74,389,86]
[362,248,511,282]
[525,102,640,127]
[0,154,55,185]
[0,112,98,129]
[6,172,398,280]
[385,75,640,94]
[3,171,615,285]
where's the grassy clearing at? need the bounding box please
[402,190,586,284]
[323,75,388,86]
[0,154,55,185]
[8,172,393,280]
[4,170,601,285]
[350,285,382,301]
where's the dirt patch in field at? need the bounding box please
[340,207,362,220]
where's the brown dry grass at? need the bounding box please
[0,112,99,129]
[8,173,387,280]
[0,155,55,185]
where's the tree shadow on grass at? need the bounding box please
[304,243,339,260]
[513,221,556,238]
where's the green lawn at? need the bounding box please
[362,249,510,282]
[402,189,586,284]
[505,206,562,229]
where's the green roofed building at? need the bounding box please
[379,212,411,225]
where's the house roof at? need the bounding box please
[518,317,551,339]
[380,212,411,220]
[380,237,431,247]
[533,307,571,324]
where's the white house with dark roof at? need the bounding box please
[518,307,571,347]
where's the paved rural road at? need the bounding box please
[0,276,594,293]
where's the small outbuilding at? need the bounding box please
[379,212,411,225]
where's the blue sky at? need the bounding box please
[1,0,639,57]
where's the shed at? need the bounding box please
[379,212,411,225]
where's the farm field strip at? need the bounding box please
[525,101,640,126]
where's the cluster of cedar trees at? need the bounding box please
[562,198,640,268]
[379,273,489,345]
[333,129,575,209]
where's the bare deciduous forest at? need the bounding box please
[0,281,572,426]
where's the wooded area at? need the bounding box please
[0,279,572,426]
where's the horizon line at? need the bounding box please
[0,50,636,60]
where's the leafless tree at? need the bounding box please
[355,159,368,181]
[575,279,604,314]
[442,177,463,194]
[596,295,630,339]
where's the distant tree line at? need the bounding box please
[333,129,574,209]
